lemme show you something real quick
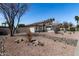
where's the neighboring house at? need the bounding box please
[2,21,8,27]
[25,19,58,33]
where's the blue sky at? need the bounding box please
[0,3,79,25]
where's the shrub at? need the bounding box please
[27,30,32,42]
[54,27,60,34]
[18,24,25,27]
[70,27,75,33]
[69,27,75,32]
[16,29,20,33]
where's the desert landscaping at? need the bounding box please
[0,3,79,56]
[0,31,78,56]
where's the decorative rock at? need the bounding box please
[21,39,24,42]
[53,40,56,42]
[16,40,19,44]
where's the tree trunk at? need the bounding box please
[10,29,14,36]
[9,26,14,36]
[10,30,14,36]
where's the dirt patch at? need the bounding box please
[1,35,76,56]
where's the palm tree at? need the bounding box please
[75,16,79,31]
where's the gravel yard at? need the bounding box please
[0,32,77,56]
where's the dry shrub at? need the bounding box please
[27,29,32,42]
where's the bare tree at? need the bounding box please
[0,3,28,36]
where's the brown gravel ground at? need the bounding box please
[3,33,76,56]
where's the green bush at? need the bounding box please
[70,27,75,31]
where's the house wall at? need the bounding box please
[29,27,35,33]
